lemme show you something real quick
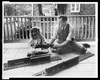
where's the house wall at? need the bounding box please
[65,4,95,15]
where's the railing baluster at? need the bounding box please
[90,17,92,39]
[91,17,94,39]
[42,18,44,37]
[77,17,79,39]
[75,17,77,39]
[32,17,33,28]
[18,18,20,40]
[83,17,85,39]
[41,18,43,36]
[49,18,53,39]
[6,18,9,40]
[67,16,69,23]
[14,18,17,40]
[72,17,75,39]
[74,17,77,39]
[49,18,50,40]
[91,17,93,39]
[72,17,74,38]
[36,17,37,27]
[36,17,38,27]
[49,17,51,40]
[45,18,47,39]
[37,17,40,28]
[70,17,72,25]
[50,17,52,39]
[21,18,24,39]
[10,18,13,40]
[47,17,48,40]
[87,17,89,39]
[43,18,45,38]
[94,17,95,39]
[81,16,83,39]
[37,17,38,27]
[85,17,87,39]
[48,18,50,39]
[41,18,43,35]
[29,18,31,39]
[12,18,14,40]
[4,20,6,40]
[79,17,81,39]
[88,17,91,39]
[25,18,28,39]
[49,18,51,39]
[38,18,40,28]
[39,17,41,34]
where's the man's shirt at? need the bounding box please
[52,23,75,41]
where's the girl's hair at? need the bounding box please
[30,27,41,38]
[31,28,40,33]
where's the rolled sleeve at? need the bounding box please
[52,25,58,39]
[66,26,74,41]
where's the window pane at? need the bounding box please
[72,7,75,11]
[76,4,79,11]
[72,4,75,7]
[71,4,75,11]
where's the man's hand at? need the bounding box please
[30,44,36,48]
[31,44,34,47]
[51,44,60,49]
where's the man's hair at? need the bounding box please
[59,16,68,21]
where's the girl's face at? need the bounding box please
[31,28,40,39]
[31,32,38,39]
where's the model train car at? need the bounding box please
[27,44,54,58]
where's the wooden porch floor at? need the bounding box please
[2,42,97,78]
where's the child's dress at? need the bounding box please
[28,34,46,53]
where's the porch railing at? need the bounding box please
[3,15,95,43]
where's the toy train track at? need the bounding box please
[33,56,79,76]
[3,54,61,71]
[32,52,94,76]
[79,52,94,61]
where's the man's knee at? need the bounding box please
[68,41,87,54]
[81,46,87,54]
[56,47,74,54]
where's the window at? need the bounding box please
[42,4,56,16]
[70,3,80,12]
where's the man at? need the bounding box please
[49,16,87,54]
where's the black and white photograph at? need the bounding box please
[2,1,98,79]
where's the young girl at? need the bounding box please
[27,27,47,57]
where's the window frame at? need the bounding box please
[70,3,80,12]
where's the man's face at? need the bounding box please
[58,18,66,27]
